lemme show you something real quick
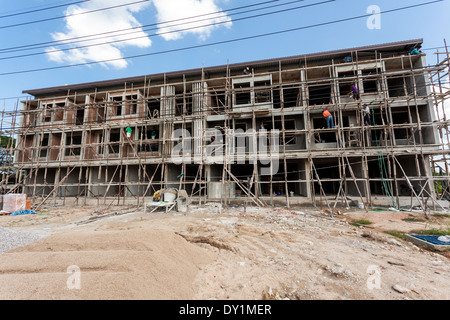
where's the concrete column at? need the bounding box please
[161,85,175,117]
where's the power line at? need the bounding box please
[0,1,90,19]
[0,0,282,53]
[0,0,152,30]
[0,0,443,76]
[0,0,331,61]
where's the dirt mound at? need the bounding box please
[0,227,214,300]
[0,205,448,300]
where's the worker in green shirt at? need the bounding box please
[126,127,132,138]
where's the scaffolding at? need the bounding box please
[1,40,449,215]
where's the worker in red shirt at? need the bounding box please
[323,108,335,128]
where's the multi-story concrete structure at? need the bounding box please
[9,39,450,209]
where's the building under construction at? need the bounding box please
[2,39,450,211]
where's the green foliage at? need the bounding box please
[0,135,15,149]
[0,135,16,175]
[402,216,426,223]
[410,228,450,236]
[385,230,406,240]
[350,219,372,226]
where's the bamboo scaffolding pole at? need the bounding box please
[2,44,450,211]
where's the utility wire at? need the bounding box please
[0,0,443,76]
[0,1,90,19]
[0,0,152,30]
[0,0,282,53]
[0,0,332,61]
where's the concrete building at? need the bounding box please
[8,39,450,209]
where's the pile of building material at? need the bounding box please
[144,189,188,214]
[0,226,50,254]
[0,194,32,216]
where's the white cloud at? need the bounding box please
[46,0,232,69]
[152,0,232,41]
[46,0,152,69]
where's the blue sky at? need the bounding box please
[0,0,449,111]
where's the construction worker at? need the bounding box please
[153,190,161,202]
[323,108,335,128]
[362,100,375,126]
[362,104,372,126]
[351,84,360,101]
[410,48,421,55]
[125,127,132,138]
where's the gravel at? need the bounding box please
[0,227,50,254]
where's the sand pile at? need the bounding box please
[0,227,214,299]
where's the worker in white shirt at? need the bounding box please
[362,100,375,126]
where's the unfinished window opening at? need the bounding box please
[313,160,340,195]
[25,104,38,127]
[313,118,336,143]
[234,122,250,153]
[175,94,192,116]
[65,132,82,157]
[234,82,251,106]
[111,96,123,116]
[42,103,52,122]
[391,109,418,144]
[259,162,298,196]
[273,88,281,108]
[128,94,138,115]
[49,133,62,161]
[387,75,412,97]
[392,109,410,123]
[137,127,159,153]
[97,133,104,155]
[96,104,107,123]
[232,76,273,109]
[39,134,49,159]
[210,89,226,113]
[264,119,297,145]
[20,135,34,162]
[283,86,301,108]
[362,68,381,93]
[146,98,161,119]
[283,120,297,145]
[54,102,65,121]
[254,80,272,104]
[230,164,255,196]
[367,109,390,144]
[174,124,193,157]
[109,130,121,154]
[76,108,84,125]
[396,156,424,196]
[261,169,284,196]
[368,156,394,195]
[338,71,356,97]
[181,165,203,195]
[308,85,331,106]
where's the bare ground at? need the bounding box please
[0,203,449,300]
